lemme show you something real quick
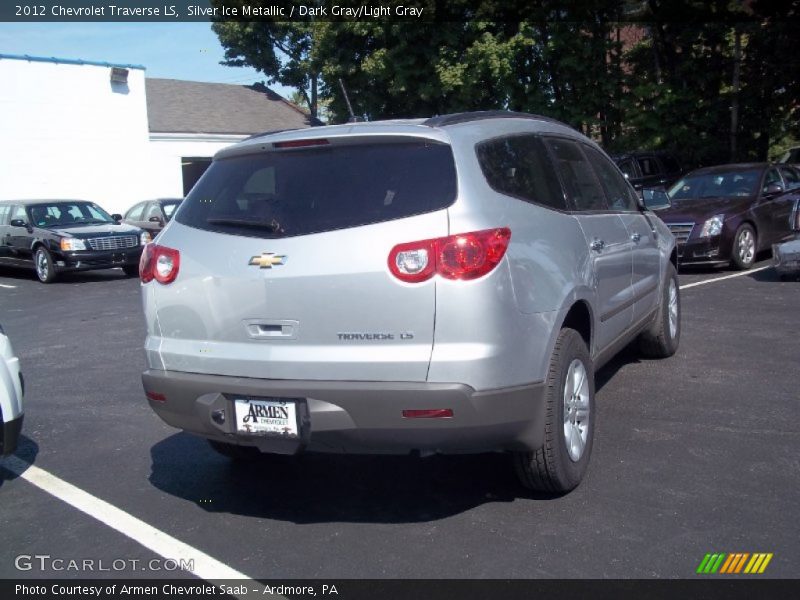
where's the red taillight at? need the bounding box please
[145,391,166,402]
[140,244,180,284]
[402,409,454,419]
[273,138,329,149]
[388,228,511,283]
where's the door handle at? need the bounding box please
[243,319,299,340]
[631,232,641,243]
[590,239,606,252]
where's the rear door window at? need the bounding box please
[11,206,27,223]
[545,138,608,211]
[637,156,659,177]
[584,146,639,212]
[125,202,145,221]
[476,134,566,210]
[176,140,457,238]
[161,201,181,220]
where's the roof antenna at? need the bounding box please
[339,78,362,122]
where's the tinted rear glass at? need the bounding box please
[476,134,567,211]
[176,140,457,238]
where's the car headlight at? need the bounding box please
[140,231,152,245]
[60,237,86,251]
[699,215,725,238]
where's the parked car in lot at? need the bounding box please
[774,236,800,280]
[654,163,800,269]
[778,146,800,165]
[0,200,151,283]
[140,111,680,493]
[0,324,23,457]
[612,150,684,193]
[122,198,182,238]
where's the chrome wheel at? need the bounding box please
[563,358,590,462]
[737,229,755,264]
[35,250,49,281]
[668,278,679,339]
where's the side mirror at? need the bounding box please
[111,213,123,222]
[641,188,671,210]
[9,218,27,228]
[763,182,784,196]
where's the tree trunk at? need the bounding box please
[310,73,318,119]
[730,28,741,162]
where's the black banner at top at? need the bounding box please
[2,0,797,23]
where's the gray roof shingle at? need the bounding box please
[145,78,320,135]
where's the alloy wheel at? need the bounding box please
[563,358,591,462]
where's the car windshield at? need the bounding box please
[667,169,760,202]
[28,202,115,228]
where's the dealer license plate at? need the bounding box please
[234,398,299,437]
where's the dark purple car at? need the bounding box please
[653,163,800,269]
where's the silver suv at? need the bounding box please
[140,112,680,493]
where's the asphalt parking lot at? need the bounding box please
[0,259,798,581]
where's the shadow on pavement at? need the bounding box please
[0,266,130,284]
[595,344,643,393]
[0,435,40,487]
[148,432,551,524]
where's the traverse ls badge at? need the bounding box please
[248,252,287,269]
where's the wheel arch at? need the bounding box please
[560,300,593,355]
[739,219,759,247]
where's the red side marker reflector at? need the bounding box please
[146,391,167,402]
[402,409,454,419]
[273,138,329,149]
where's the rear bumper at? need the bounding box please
[142,369,546,455]
[1,413,23,456]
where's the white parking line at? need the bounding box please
[2,457,257,586]
[680,265,770,290]
[0,283,16,289]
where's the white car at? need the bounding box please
[1,324,23,456]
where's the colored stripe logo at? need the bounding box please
[696,552,773,574]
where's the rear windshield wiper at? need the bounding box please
[206,217,283,233]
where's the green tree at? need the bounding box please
[211,2,323,117]
[210,0,799,164]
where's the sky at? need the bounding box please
[0,22,293,96]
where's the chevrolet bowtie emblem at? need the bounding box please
[248,253,287,268]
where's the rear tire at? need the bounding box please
[514,328,595,494]
[639,262,680,358]
[731,223,757,270]
[122,265,139,277]
[208,440,263,461]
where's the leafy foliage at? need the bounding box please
[211,0,800,164]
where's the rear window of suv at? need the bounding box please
[176,140,457,238]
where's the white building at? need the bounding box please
[0,53,318,215]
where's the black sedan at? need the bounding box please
[653,163,800,269]
[0,199,151,283]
